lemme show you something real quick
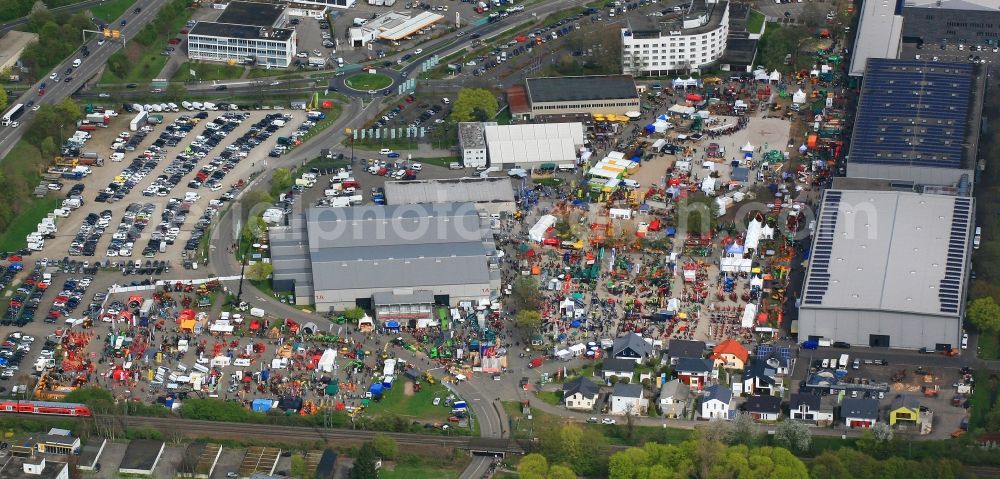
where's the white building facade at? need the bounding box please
[188,26,297,68]
[621,1,729,75]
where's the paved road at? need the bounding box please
[0,0,170,160]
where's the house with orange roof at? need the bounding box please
[710,339,749,370]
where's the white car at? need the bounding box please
[379,148,393,155]
[296,52,308,58]
[49,72,58,80]
[31,105,40,111]
[312,49,321,56]
[961,332,969,349]
[414,48,423,54]
[410,163,422,171]
[601,418,616,425]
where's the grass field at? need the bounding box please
[0,141,61,252]
[345,73,393,91]
[171,62,247,82]
[89,0,137,23]
[101,4,190,84]
[980,333,1000,360]
[412,156,459,168]
[363,380,455,422]
[747,9,765,34]
[536,390,562,406]
[969,369,997,430]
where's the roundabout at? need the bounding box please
[343,72,394,92]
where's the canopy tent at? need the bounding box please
[769,70,781,82]
[720,257,753,273]
[753,69,770,81]
[701,176,717,195]
[652,120,671,133]
[744,217,775,251]
[741,303,758,328]
[529,215,557,242]
[651,139,668,150]
[667,104,696,116]
[725,243,745,256]
[741,141,754,152]
[358,314,375,332]
[792,89,807,104]
[625,111,642,119]
[672,77,700,88]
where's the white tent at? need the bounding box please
[529,214,557,242]
[358,314,375,330]
[668,104,696,116]
[653,120,671,132]
[666,298,681,312]
[753,69,769,81]
[745,218,775,251]
[720,257,753,273]
[672,77,700,88]
[792,89,807,104]
[741,303,757,328]
[741,141,754,152]
[318,348,337,372]
[569,343,586,356]
[769,70,781,82]
[651,139,667,150]
[701,176,717,195]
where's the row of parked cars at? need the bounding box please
[0,332,34,379]
[106,202,157,258]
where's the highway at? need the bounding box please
[0,0,171,160]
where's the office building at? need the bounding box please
[621,0,729,75]
[187,2,296,67]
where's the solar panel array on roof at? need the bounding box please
[940,197,971,313]
[851,59,974,170]
[803,191,841,305]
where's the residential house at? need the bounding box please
[735,360,778,396]
[789,393,834,425]
[675,357,715,390]
[760,352,790,376]
[745,394,782,421]
[609,383,648,415]
[842,397,880,428]
[664,339,705,365]
[710,339,749,370]
[612,333,653,363]
[658,379,692,418]
[701,384,734,420]
[889,395,922,426]
[563,377,600,411]
[601,358,637,382]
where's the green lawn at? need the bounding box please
[100,3,190,84]
[89,0,137,23]
[747,9,765,34]
[171,62,247,82]
[537,390,562,406]
[362,380,455,422]
[345,73,393,91]
[0,141,61,252]
[978,332,1000,360]
[968,369,997,430]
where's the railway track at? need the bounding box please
[4,413,471,448]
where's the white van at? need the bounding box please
[167,103,179,112]
[204,102,218,111]
[72,58,81,68]
[192,102,204,110]
[557,163,575,172]
[622,179,640,189]
[181,101,193,110]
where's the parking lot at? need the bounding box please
[32,108,308,267]
[364,94,452,132]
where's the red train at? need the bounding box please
[0,400,92,417]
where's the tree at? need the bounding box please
[514,309,543,331]
[343,306,366,322]
[518,453,550,479]
[809,451,850,479]
[727,411,760,446]
[370,434,397,460]
[546,465,576,479]
[289,454,306,479]
[510,277,541,311]
[967,296,1000,333]
[449,88,498,122]
[350,442,379,479]
[165,83,186,102]
[269,167,294,197]
[39,136,57,157]
[774,419,812,453]
[0,86,7,112]
[55,98,81,121]
[245,262,273,282]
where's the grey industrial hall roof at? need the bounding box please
[372,290,434,305]
[848,0,904,76]
[119,439,165,472]
[189,22,293,40]
[216,1,286,27]
[385,177,515,206]
[526,75,638,103]
[850,59,980,171]
[304,203,493,292]
[801,189,973,317]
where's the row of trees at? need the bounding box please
[105,0,191,81]
[20,8,93,79]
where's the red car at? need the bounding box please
[542,237,560,246]
[38,88,45,96]
[168,38,181,45]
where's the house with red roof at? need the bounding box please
[710,339,749,370]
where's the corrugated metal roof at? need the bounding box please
[848,0,904,76]
[385,177,515,205]
[526,75,638,103]
[484,123,584,165]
